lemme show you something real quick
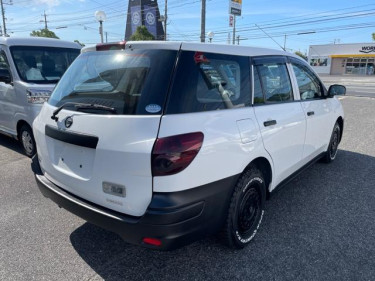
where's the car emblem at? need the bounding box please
[65,116,73,128]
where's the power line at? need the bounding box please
[166,8,375,38]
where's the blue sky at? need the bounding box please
[5,0,375,54]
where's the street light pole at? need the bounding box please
[99,20,103,43]
[207,31,214,43]
[95,11,106,44]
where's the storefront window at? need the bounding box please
[310,58,328,66]
[344,57,375,75]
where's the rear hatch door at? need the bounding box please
[33,42,180,216]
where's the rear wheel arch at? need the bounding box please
[244,157,272,198]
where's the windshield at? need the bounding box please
[10,46,80,84]
[48,49,178,115]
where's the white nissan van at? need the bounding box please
[33,41,345,250]
[0,37,81,156]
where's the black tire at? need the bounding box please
[19,124,36,158]
[322,122,341,163]
[220,165,266,249]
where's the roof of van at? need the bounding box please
[125,41,299,58]
[0,37,81,49]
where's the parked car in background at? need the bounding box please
[0,37,81,156]
[33,41,345,250]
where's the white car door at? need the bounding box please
[0,50,16,134]
[290,58,333,161]
[252,56,306,187]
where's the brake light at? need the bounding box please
[96,41,126,51]
[152,132,204,177]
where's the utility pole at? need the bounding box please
[237,35,240,45]
[232,15,236,45]
[0,0,7,36]
[42,10,48,29]
[283,34,286,51]
[200,0,206,42]
[164,0,167,40]
[105,31,108,43]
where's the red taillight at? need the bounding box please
[143,237,162,246]
[152,132,204,177]
[96,41,126,51]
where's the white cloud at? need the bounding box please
[33,0,61,7]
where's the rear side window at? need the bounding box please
[253,57,293,103]
[166,51,250,114]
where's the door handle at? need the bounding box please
[307,111,315,116]
[263,120,277,127]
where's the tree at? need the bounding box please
[294,51,308,61]
[74,40,85,47]
[130,25,154,41]
[30,28,59,39]
[372,33,375,41]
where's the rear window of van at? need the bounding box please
[49,49,178,115]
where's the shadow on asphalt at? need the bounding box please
[0,134,23,155]
[70,149,375,280]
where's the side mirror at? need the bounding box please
[328,84,346,97]
[0,68,12,84]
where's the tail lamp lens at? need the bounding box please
[152,132,204,177]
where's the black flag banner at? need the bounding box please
[125,0,165,40]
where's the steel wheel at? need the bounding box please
[329,126,340,160]
[237,186,262,237]
[19,124,36,157]
[323,122,341,163]
[220,165,266,249]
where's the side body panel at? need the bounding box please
[154,108,273,192]
[253,103,306,188]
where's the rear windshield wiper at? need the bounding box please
[51,102,116,121]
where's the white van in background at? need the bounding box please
[0,37,81,156]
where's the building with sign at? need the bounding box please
[229,0,242,16]
[125,0,165,40]
[308,43,375,75]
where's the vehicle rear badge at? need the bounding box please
[145,104,161,113]
[65,116,73,128]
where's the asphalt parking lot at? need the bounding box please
[1,95,374,281]
[320,75,375,98]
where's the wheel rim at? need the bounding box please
[237,185,262,237]
[329,128,339,160]
[22,131,34,155]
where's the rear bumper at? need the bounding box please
[33,157,238,250]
